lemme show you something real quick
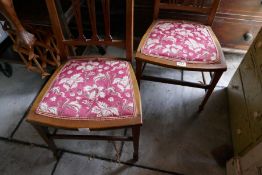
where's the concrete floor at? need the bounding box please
[0,52,243,175]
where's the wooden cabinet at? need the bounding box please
[228,28,262,156]
[212,18,262,51]
[228,71,253,154]
[213,0,262,52]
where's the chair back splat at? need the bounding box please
[153,0,220,25]
[45,0,134,61]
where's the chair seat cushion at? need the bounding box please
[35,59,136,120]
[141,20,220,64]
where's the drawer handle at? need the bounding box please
[243,32,253,42]
[236,129,242,135]
[256,41,262,49]
[254,112,262,120]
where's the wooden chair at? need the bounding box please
[26,0,142,161]
[3,24,61,78]
[136,0,227,112]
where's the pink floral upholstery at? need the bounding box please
[36,59,136,120]
[141,20,220,64]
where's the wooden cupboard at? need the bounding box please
[228,28,262,156]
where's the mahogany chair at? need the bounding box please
[136,0,227,112]
[26,0,142,160]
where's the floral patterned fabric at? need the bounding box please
[141,20,220,63]
[36,59,136,120]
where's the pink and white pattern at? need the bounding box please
[141,20,220,63]
[36,59,136,120]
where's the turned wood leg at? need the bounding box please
[198,70,223,112]
[132,125,140,161]
[136,59,142,88]
[31,124,60,159]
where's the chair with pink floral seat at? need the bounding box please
[26,0,142,161]
[136,0,227,112]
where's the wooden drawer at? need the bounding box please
[212,18,262,50]
[218,0,262,16]
[228,70,253,154]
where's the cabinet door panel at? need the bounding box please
[228,70,253,154]
[240,49,262,142]
[253,33,262,90]
[253,34,262,141]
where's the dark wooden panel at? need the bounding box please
[13,0,50,26]
[134,2,153,38]
[218,0,262,16]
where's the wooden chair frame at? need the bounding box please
[26,0,142,161]
[136,0,227,112]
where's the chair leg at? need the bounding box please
[198,71,223,112]
[136,59,143,88]
[31,124,60,159]
[132,125,140,161]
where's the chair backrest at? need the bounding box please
[153,0,220,26]
[45,0,134,61]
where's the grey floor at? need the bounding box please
[0,51,243,175]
